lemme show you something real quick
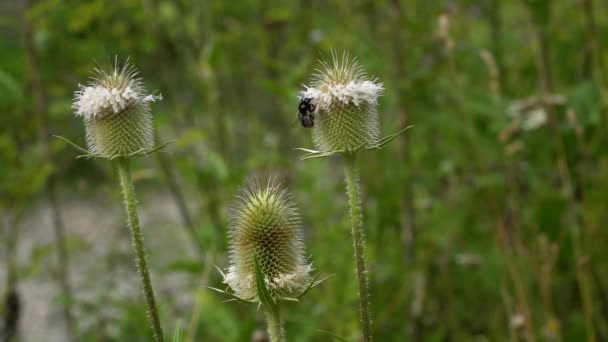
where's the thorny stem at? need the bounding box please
[264,304,286,342]
[116,158,165,342]
[343,153,373,341]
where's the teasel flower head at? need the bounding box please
[72,59,162,158]
[224,179,312,302]
[300,52,384,152]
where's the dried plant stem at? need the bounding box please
[154,141,203,255]
[533,19,596,342]
[116,158,165,342]
[444,27,536,339]
[481,21,540,338]
[447,47,535,340]
[343,153,373,342]
[581,0,608,126]
[186,252,215,342]
[190,142,224,245]
[487,0,506,93]
[46,184,76,338]
[571,4,608,341]
[193,162,224,246]
[264,305,285,342]
[581,0,602,82]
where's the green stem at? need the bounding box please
[264,304,285,342]
[343,153,373,341]
[116,158,165,342]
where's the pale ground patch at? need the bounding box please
[0,189,202,341]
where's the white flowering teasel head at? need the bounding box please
[72,59,162,158]
[300,52,384,152]
[224,180,312,301]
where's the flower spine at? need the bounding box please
[224,180,312,301]
[300,52,384,152]
[72,60,161,158]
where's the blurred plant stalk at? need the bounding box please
[154,133,204,256]
[2,210,20,342]
[145,0,227,254]
[440,11,536,340]
[142,0,220,257]
[528,2,596,340]
[389,0,416,266]
[580,0,607,104]
[387,2,424,339]
[21,0,75,339]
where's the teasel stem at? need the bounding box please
[116,158,165,342]
[264,304,285,342]
[343,153,372,341]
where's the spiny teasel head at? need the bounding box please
[72,58,161,158]
[300,52,384,152]
[224,179,312,301]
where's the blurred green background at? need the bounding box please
[2,0,608,341]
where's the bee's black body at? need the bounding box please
[298,97,316,128]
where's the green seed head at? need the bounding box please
[73,60,161,158]
[224,180,311,301]
[301,52,384,152]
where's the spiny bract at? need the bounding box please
[72,59,161,158]
[224,180,312,301]
[300,52,384,152]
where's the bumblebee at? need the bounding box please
[297,97,316,128]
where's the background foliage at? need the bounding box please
[1,0,608,341]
